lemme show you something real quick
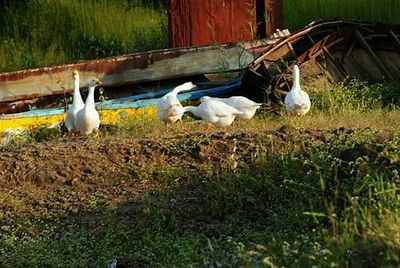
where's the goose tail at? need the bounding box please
[294,103,308,110]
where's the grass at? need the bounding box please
[285,0,400,30]
[0,0,168,72]
[2,1,400,72]
[0,81,399,267]
[1,1,400,265]
[1,129,399,267]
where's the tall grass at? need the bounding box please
[2,0,400,72]
[285,0,400,30]
[0,0,168,72]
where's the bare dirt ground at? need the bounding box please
[0,127,351,225]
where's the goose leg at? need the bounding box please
[300,115,306,129]
[164,122,170,132]
[178,119,187,131]
[288,114,294,127]
[223,127,228,137]
[204,123,212,132]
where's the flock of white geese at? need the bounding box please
[64,64,311,135]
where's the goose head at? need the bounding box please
[72,69,80,89]
[72,69,79,78]
[89,78,102,88]
[199,96,211,103]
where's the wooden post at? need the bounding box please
[168,0,191,48]
[264,0,284,36]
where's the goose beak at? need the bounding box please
[72,69,79,77]
[95,78,102,85]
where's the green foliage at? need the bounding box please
[0,0,168,72]
[285,0,400,31]
[311,80,400,113]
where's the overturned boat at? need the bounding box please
[243,19,400,103]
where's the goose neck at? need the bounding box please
[72,77,82,103]
[292,66,301,90]
[183,105,198,115]
[85,86,96,108]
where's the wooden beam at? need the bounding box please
[322,46,348,79]
[355,30,394,81]
[389,30,400,53]
[287,42,298,58]
[343,41,356,63]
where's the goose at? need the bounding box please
[284,65,311,117]
[157,82,196,131]
[75,78,102,135]
[200,96,262,120]
[64,69,84,132]
[170,99,243,132]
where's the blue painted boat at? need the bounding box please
[0,78,242,136]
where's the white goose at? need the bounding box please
[170,99,243,132]
[157,82,196,131]
[64,69,84,132]
[75,78,102,135]
[200,96,262,120]
[284,65,311,117]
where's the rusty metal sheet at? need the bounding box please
[243,20,400,103]
[169,0,256,47]
[168,0,285,48]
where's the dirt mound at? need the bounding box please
[0,128,332,223]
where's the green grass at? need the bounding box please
[0,0,168,72]
[0,81,399,267]
[285,0,400,30]
[3,0,400,72]
[1,128,399,267]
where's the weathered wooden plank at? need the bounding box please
[389,29,400,52]
[321,46,348,80]
[0,43,255,103]
[355,30,394,81]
